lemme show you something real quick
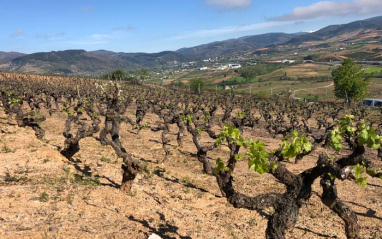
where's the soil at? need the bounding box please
[0,108,381,239]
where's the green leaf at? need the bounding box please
[353,164,365,177]
[328,128,343,152]
[281,130,312,158]
[353,164,367,188]
[235,153,245,161]
[357,121,381,149]
[237,110,245,118]
[216,138,222,146]
[269,162,278,172]
[247,141,270,174]
[327,172,336,180]
[366,168,377,177]
[338,115,355,134]
[302,137,313,153]
[182,115,193,125]
[217,124,243,145]
[355,177,367,188]
[214,158,230,175]
[236,138,244,146]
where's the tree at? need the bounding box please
[189,78,205,94]
[239,67,257,81]
[333,58,370,105]
[134,68,150,85]
[101,69,132,81]
[111,69,126,80]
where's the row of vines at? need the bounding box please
[1,72,381,239]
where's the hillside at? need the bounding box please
[6,50,192,75]
[176,32,303,59]
[0,51,25,64]
[286,16,382,45]
[0,15,382,75]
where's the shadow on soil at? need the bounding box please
[295,227,333,238]
[128,212,192,239]
[153,168,211,195]
[345,200,382,220]
[67,158,121,188]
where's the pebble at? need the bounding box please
[148,233,161,239]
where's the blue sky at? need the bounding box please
[2,0,382,54]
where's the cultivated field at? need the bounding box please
[1,73,382,239]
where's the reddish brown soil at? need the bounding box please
[0,109,381,239]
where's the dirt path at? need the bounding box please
[291,83,334,99]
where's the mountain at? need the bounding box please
[0,51,25,64]
[4,32,301,74]
[286,16,382,45]
[176,32,304,59]
[5,50,193,75]
[8,50,130,75]
[1,15,382,74]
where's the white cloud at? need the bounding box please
[11,29,25,37]
[269,0,382,21]
[91,34,112,40]
[36,32,66,40]
[112,26,135,31]
[170,21,289,40]
[204,0,252,12]
[65,30,122,46]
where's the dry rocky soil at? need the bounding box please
[0,107,381,239]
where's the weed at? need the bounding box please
[73,174,100,186]
[39,192,49,202]
[3,169,28,184]
[1,146,14,153]
[195,191,203,199]
[66,193,74,205]
[249,218,257,226]
[63,167,71,176]
[152,168,165,176]
[181,176,194,187]
[100,156,110,162]
[139,162,150,175]
[129,190,137,197]
[4,176,28,183]
[17,166,30,174]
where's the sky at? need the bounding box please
[2,0,382,54]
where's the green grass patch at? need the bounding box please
[362,65,382,74]
[218,76,258,85]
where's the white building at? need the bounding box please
[228,64,242,69]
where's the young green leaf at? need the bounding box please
[214,158,231,175]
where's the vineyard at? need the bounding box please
[0,72,382,239]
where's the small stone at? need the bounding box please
[148,233,162,239]
[49,227,58,232]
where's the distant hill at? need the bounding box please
[1,15,381,74]
[0,51,25,64]
[6,50,193,75]
[1,32,301,74]
[286,16,382,45]
[176,32,304,59]
[8,50,133,75]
